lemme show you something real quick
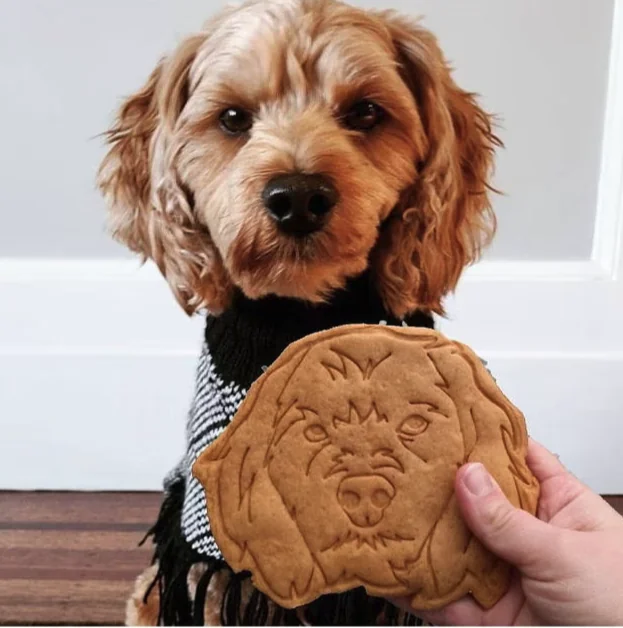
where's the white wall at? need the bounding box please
[0,0,614,259]
[0,0,622,493]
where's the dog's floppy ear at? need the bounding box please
[97,34,233,314]
[427,342,538,508]
[404,343,539,608]
[373,13,501,318]
[193,347,321,605]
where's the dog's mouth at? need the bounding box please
[319,528,415,554]
[280,231,325,259]
[272,230,371,271]
[227,204,380,301]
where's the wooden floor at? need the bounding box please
[0,492,161,626]
[0,492,621,626]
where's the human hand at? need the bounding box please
[391,439,623,626]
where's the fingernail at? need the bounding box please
[462,463,495,496]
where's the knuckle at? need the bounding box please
[483,499,517,537]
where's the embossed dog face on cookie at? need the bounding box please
[193,327,539,611]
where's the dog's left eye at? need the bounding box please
[342,100,385,131]
[219,107,253,135]
[398,415,429,439]
[304,424,329,443]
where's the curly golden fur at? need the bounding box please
[98,0,500,319]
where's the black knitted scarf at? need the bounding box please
[142,272,434,625]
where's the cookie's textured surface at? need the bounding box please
[193,326,539,612]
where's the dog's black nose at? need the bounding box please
[262,173,338,236]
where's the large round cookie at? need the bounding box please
[193,325,539,611]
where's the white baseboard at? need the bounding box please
[1,257,621,354]
[0,352,194,491]
[1,350,621,494]
[0,257,622,492]
[488,355,623,495]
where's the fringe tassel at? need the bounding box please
[242,587,270,625]
[193,562,224,625]
[140,475,202,625]
[221,571,244,625]
[142,475,423,626]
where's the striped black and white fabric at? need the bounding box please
[178,343,247,558]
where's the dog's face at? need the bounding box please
[195,328,539,608]
[181,2,423,305]
[265,336,464,583]
[98,0,499,318]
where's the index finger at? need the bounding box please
[386,595,484,626]
[526,438,568,483]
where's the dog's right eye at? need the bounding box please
[342,100,385,131]
[398,415,429,439]
[219,107,253,135]
[304,424,328,443]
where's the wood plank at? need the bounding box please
[0,579,135,625]
[0,529,151,551]
[0,491,620,626]
[604,495,622,514]
[0,492,159,626]
[1,547,145,570]
[0,491,161,524]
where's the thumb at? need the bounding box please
[455,463,558,576]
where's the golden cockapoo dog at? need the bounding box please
[98,0,500,624]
